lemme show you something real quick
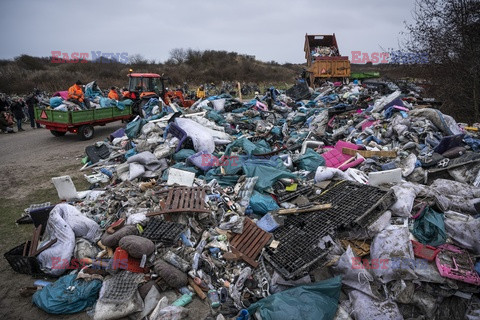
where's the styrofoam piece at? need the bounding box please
[51,175,90,201]
[167,168,195,187]
[345,168,369,184]
[368,168,402,186]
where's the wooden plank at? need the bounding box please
[342,147,397,158]
[231,221,254,248]
[188,278,207,300]
[245,232,271,258]
[231,246,258,268]
[277,203,332,215]
[170,189,181,211]
[165,189,174,210]
[32,238,57,256]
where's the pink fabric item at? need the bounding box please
[320,140,364,171]
[53,91,68,99]
[361,120,379,131]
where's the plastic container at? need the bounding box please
[172,293,193,307]
[208,289,221,308]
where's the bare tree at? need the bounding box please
[169,48,187,64]
[405,0,480,122]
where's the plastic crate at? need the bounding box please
[411,240,440,262]
[71,110,94,123]
[142,218,186,245]
[4,242,43,275]
[94,107,113,119]
[264,180,395,279]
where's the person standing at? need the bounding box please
[26,91,41,129]
[196,85,206,99]
[10,98,25,131]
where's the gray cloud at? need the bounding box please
[0,0,416,63]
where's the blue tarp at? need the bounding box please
[32,274,102,314]
[247,276,342,320]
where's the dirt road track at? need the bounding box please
[0,122,123,319]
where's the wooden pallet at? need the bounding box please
[147,187,210,216]
[230,218,272,268]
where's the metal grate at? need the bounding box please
[264,180,395,279]
[147,187,210,216]
[230,218,272,268]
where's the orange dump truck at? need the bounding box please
[304,33,351,85]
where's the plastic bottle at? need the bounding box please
[163,251,190,272]
[172,293,193,307]
[208,289,221,308]
[236,309,249,320]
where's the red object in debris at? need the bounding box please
[112,247,149,273]
[411,240,440,262]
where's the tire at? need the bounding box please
[78,125,94,140]
[50,130,66,137]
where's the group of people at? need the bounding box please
[67,80,131,109]
[0,91,42,134]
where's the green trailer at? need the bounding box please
[350,72,380,80]
[34,106,132,140]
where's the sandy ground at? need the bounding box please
[0,122,213,319]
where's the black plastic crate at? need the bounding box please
[142,218,186,246]
[264,180,395,279]
[4,242,43,275]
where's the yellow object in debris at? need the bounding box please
[464,126,479,131]
[340,239,371,257]
[285,183,298,191]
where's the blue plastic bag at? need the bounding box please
[296,148,326,172]
[49,97,63,108]
[32,274,102,314]
[249,191,279,215]
[125,118,147,139]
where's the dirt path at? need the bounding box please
[0,122,124,319]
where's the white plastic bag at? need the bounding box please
[370,227,417,283]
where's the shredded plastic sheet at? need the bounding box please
[37,203,101,276]
[295,148,326,172]
[370,227,418,283]
[444,211,480,254]
[32,274,102,314]
[247,276,342,320]
[349,290,403,320]
[249,191,280,215]
[412,206,446,247]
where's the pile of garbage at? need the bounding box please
[7,80,480,320]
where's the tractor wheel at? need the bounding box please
[78,125,94,140]
[50,130,66,137]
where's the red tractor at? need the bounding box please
[127,73,194,116]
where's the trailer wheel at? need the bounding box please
[50,130,66,137]
[78,125,94,140]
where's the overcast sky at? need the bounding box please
[0,0,416,64]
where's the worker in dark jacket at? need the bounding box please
[26,91,41,128]
[10,98,25,131]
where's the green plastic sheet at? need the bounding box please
[247,276,342,320]
[412,206,446,247]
